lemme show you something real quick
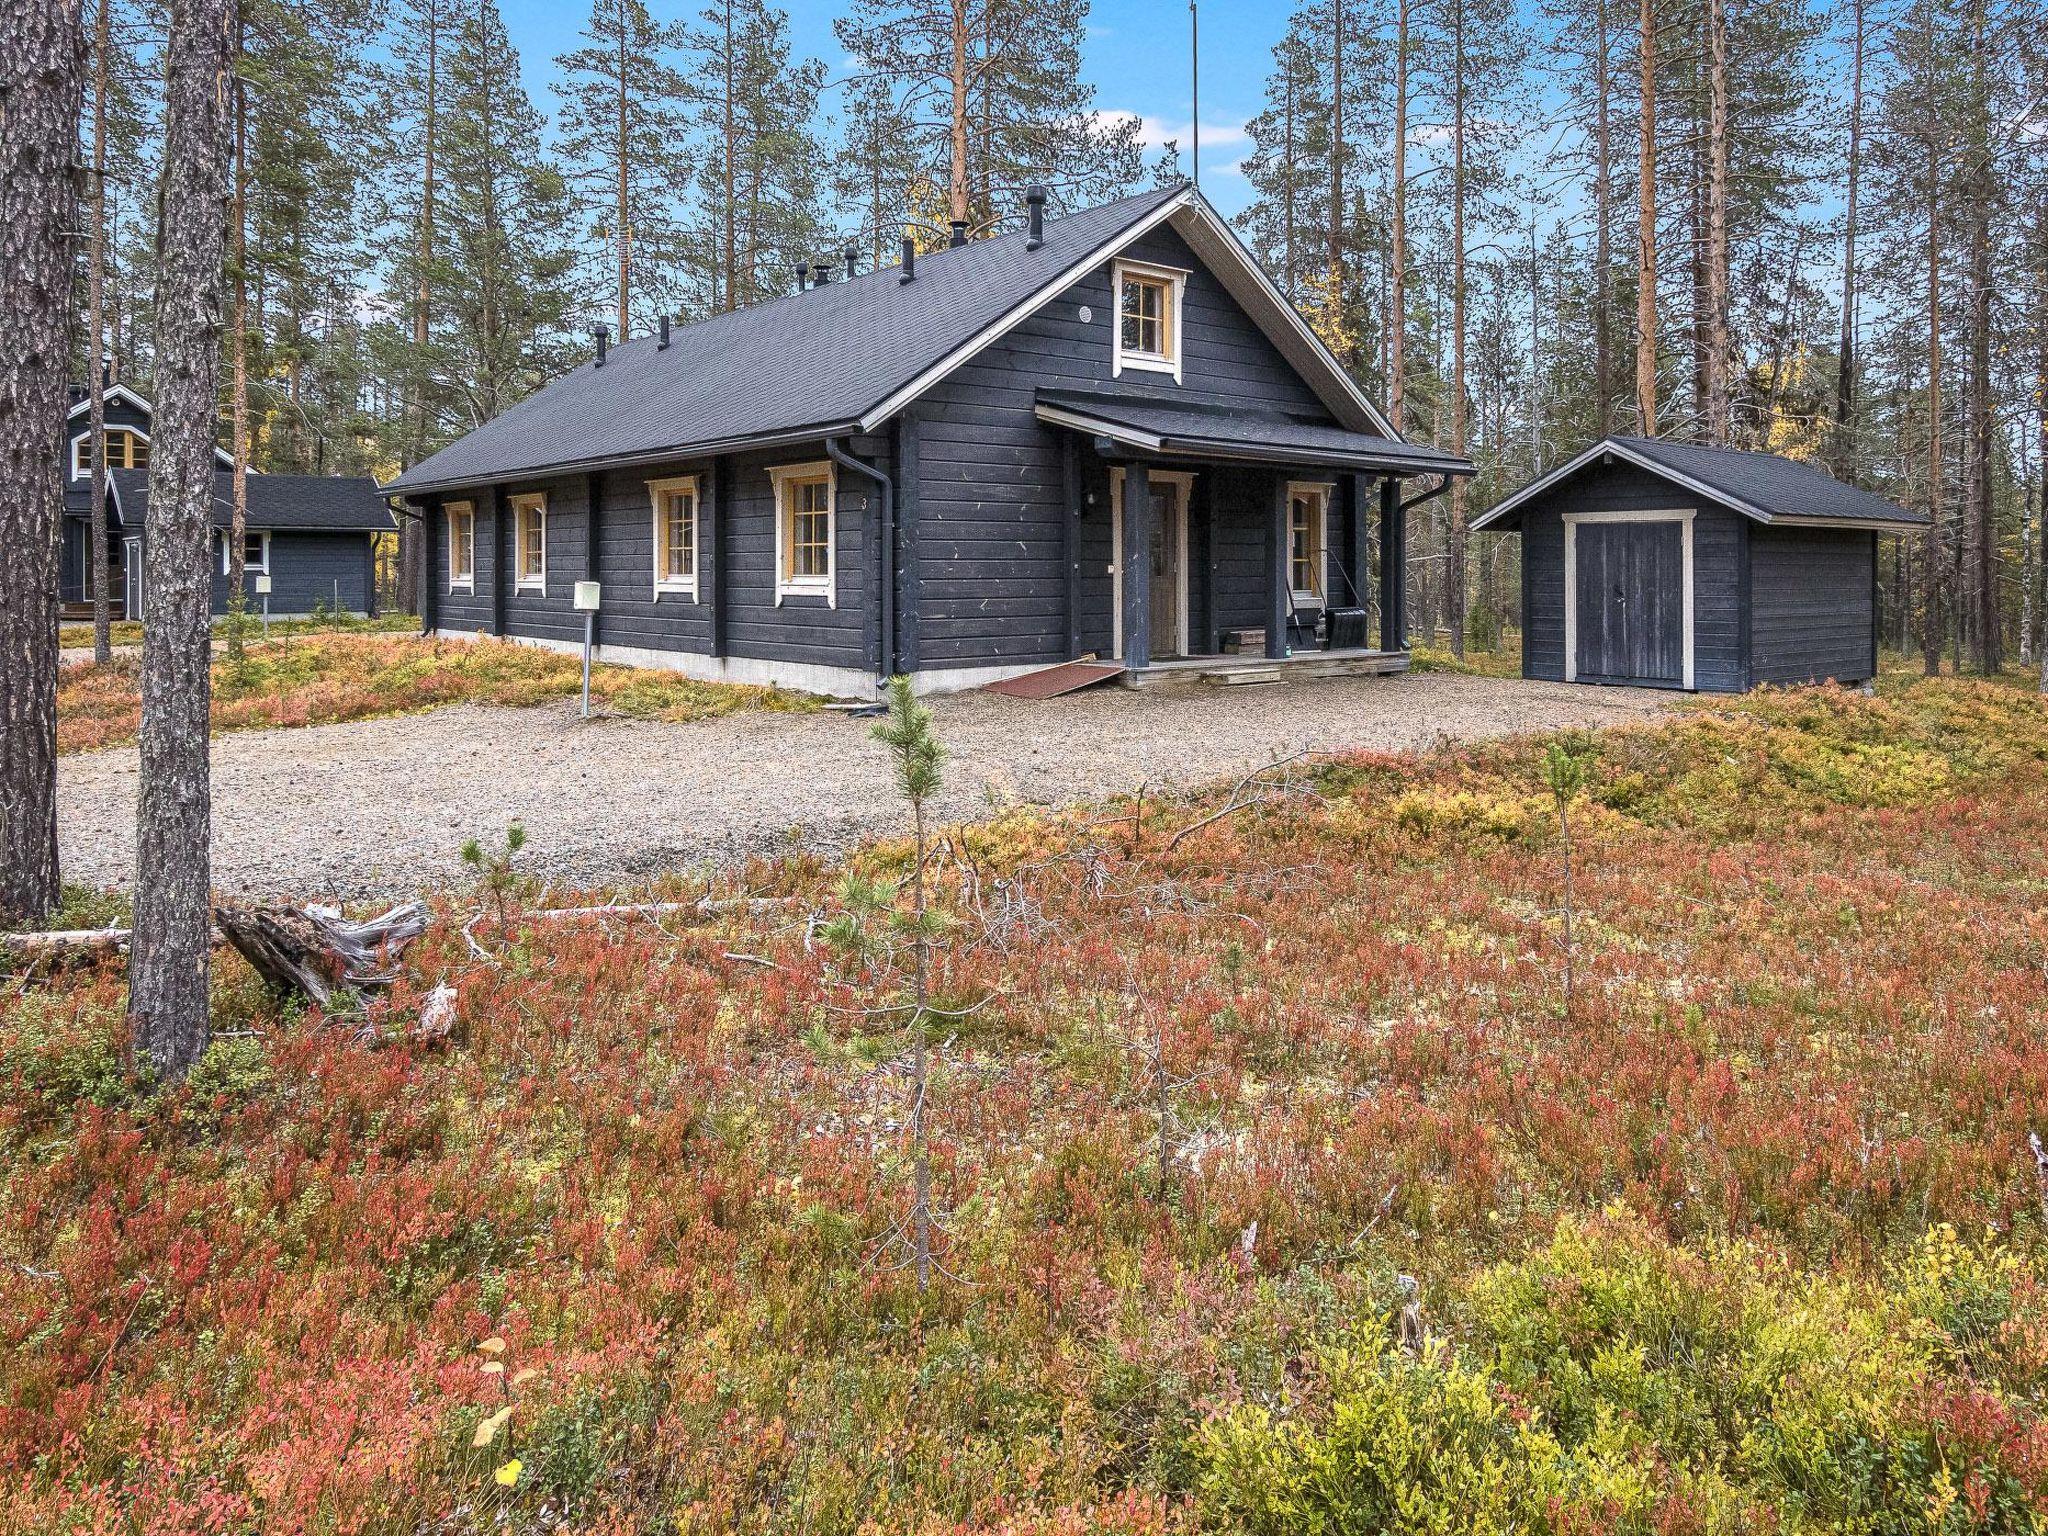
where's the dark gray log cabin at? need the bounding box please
[1472,436,1929,692]
[385,183,1473,697]
[62,383,394,619]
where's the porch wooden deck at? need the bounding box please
[1125,647,1411,687]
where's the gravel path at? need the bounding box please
[58,671,1673,901]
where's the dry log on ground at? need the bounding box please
[212,901,428,1005]
[1,926,134,973]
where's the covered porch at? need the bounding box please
[1035,391,1475,677]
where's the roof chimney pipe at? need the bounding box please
[592,322,609,366]
[812,261,832,287]
[948,219,968,248]
[657,314,670,349]
[1026,186,1046,249]
[843,242,860,276]
[899,236,916,284]
[793,262,808,294]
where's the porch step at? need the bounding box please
[1198,653,1410,686]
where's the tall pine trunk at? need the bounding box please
[403,0,439,613]
[614,7,629,335]
[1635,0,1658,436]
[1833,0,1863,475]
[227,21,250,651]
[88,0,114,662]
[1966,0,1996,673]
[1593,0,1614,433]
[1389,0,1407,426]
[1922,126,1945,677]
[948,0,969,225]
[131,0,234,1078]
[0,0,83,925]
[1447,0,1469,657]
[1703,0,1729,442]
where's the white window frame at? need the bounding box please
[1562,508,1696,691]
[647,474,700,600]
[446,501,476,593]
[511,492,547,593]
[219,528,270,574]
[1287,481,1332,606]
[71,425,152,480]
[769,460,836,607]
[1112,258,1186,383]
[1108,467,1195,660]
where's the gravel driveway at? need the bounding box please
[58,671,1672,901]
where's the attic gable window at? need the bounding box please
[1113,258,1185,382]
[447,502,475,592]
[770,461,835,606]
[649,475,698,599]
[512,493,546,592]
[73,428,150,477]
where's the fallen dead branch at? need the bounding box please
[213,901,429,1006]
[1162,750,1318,852]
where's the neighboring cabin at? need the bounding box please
[385,183,1473,697]
[61,383,395,621]
[1473,437,1929,693]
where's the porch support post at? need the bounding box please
[1345,474,1370,611]
[1121,462,1151,669]
[1061,432,1082,659]
[1267,472,1290,659]
[1378,475,1406,651]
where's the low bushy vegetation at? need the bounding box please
[58,611,417,651]
[55,632,814,752]
[5,678,2046,1532]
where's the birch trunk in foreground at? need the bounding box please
[0,0,84,925]
[130,0,234,1078]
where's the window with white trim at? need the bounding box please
[447,502,475,591]
[512,493,546,591]
[219,529,270,574]
[649,475,698,597]
[1287,482,1330,603]
[1113,259,1185,381]
[770,462,834,604]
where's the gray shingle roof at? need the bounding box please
[106,469,396,531]
[385,185,1193,497]
[1472,435,1927,530]
[1035,390,1472,476]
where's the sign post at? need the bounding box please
[574,580,601,717]
[254,571,273,641]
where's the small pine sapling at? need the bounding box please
[822,676,951,1289]
[462,821,527,935]
[1540,733,1594,1014]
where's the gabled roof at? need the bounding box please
[385,184,1404,498]
[67,382,155,420]
[1472,436,1928,531]
[105,469,395,532]
[1035,391,1471,477]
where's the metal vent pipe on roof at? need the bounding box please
[899,236,916,283]
[657,315,670,349]
[592,323,609,366]
[1026,186,1046,249]
[948,220,968,248]
[843,242,860,276]
[811,261,831,286]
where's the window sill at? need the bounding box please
[775,581,835,608]
[653,581,698,601]
[449,581,475,594]
[1115,353,1180,378]
[515,580,546,594]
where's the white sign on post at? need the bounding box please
[574,581,600,716]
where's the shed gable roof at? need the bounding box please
[105,469,395,532]
[385,184,1403,498]
[1472,436,1928,531]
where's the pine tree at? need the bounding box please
[832,0,1140,237]
[554,0,694,337]
[834,72,920,270]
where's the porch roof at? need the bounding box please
[1034,391,1474,478]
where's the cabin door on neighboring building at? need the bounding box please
[1110,469,1193,659]
[1564,512,1693,689]
[122,537,142,621]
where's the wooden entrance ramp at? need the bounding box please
[983,660,1127,699]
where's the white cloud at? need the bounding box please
[1094,108,1251,154]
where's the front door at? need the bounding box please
[122,537,142,621]
[1573,519,1684,686]
[1112,471,1191,659]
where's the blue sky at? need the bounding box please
[495,0,1274,217]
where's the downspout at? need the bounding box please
[1399,474,1455,515]
[824,436,895,688]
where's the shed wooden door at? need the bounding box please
[1574,521,1683,685]
[1148,488,1182,657]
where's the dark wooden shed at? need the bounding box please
[1471,437,1927,692]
